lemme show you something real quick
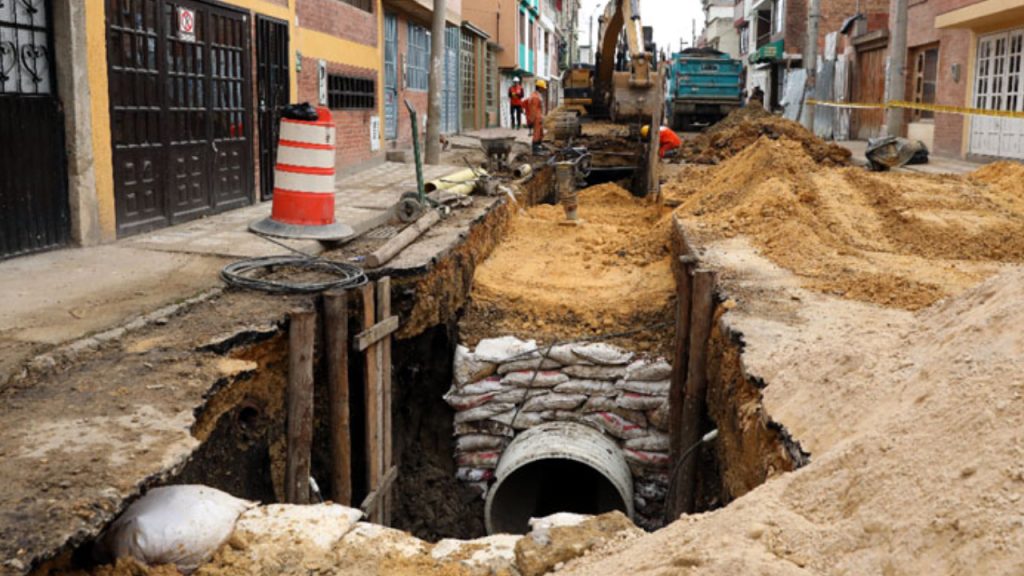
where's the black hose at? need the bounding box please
[220,255,367,294]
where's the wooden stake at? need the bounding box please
[376,277,394,525]
[668,258,695,472]
[286,308,315,505]
[360,282,383,522]
[365,209,441,268]
[324,290,352,506]
[672,269,717,516]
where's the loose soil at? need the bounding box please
[460,183,675,354]
[679,107,851,166]
[665,137,1024,309]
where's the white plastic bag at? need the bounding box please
[99,485,256,572]
[474,336,537,363]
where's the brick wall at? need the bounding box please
[297,56,383,168]
[298,0,379,46]
[786,0,890,57]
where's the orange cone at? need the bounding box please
[250,107,354,241]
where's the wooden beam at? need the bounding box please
[376,277,394,525]
[286,308,316,505]
[667,259,695,520]
[324,290,352,506]
[365,209,442,268]
[354,315,400,352]
[360,282,383,523]
[672,269,717,516]
[359,465,398,517]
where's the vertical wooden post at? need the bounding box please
[376,277,394,525]
[286,308,316,505]
[668,256,696,478]
[673,269,717,516]
[360,282,383,522]
[324,290,352,505]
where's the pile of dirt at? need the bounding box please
[562,267,1024,575]
[460,183,675,354]
[665,137,1024,309]
[679,107,851,165]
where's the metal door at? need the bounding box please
[442,25,459,134]
[257,16,288,201]
[0,0,70,259]
[383,12,397,140]
[108,0,252,237]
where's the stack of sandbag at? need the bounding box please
[447,336,673,529]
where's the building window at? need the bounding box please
[328,74,376,109]
[519,10,526,47]
[912,47,939,120]
[338,0,372,12]
[407,23,430,91]
[486,48,496,109]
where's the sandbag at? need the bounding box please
[497,356,563,374]
[235,504,363,555]
[554,379,617,396]
[617,379,670,396]
[544,344,588,366]
[624,359,672,382]
[454,402,517,424]
[647,403,670,432]
[461,376,509,395]
[455,419,515,438]
[501,370,569,388]
[580,396,617,413]
[454,344,497,388]
[457,450,501,469]
[616,392,665,411]
[98,485,256,572]
[513,410,553,429]
[562,364,626,380]
[584,412,646,440]
[456,467,496,482]
[521,392,587,412]
[475,336,538,363]
[624,431,670,452]
[571,343,634,365]
[445,388,526,411]
[624,448,670,468]
[488,409,518,427]
[456,434,508,452]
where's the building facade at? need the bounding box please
[703,0,739,58]
[0,0,388,259]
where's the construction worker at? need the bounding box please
[642,125,682,159]
[508,77,525,130]
[526,80,548,155]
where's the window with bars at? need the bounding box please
[461,35,475,115]
[327,74,376,109]
[486,48,496,110]
[912,46,939,120]
[338,0,373,12]
[407,23,430,91]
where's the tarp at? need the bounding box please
[814,57,836,140]
[833,55,851,141]
[781,68,807,122]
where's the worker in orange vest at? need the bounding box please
[508,77,525,129]
[525,79,548,155]
[642,125,683,159]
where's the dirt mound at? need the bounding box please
[562,268,1024,576]
[665,138,1024,309]
[679,107,851,166]
[460,183,675,353]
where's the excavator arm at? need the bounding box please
[594,0,655,122]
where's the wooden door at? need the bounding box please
[852,47,886,140]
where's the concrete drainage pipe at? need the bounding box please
[485,421,634,534]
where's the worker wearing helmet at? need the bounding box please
[526,79,548,155]
[643,125,683,159]
[508,77,525,129]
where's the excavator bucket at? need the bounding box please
[610,71,658,123]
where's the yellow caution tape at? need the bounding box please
[806,99,1024,119]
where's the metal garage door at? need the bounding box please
[970,29,1024,159]
[0,0,70,259]
[107,0,253,237]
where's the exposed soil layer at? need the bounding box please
[561,266,1024,575]
[665,138,1024,309]
[460,183,676,355]
[678,107,851,166]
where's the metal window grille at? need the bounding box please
[407,23,429,91]
[486,48,495,109]
[338,0,372,12]
[327,74,376,109]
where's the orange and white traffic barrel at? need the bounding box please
[250,106,354,241]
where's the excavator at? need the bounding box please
[562,0,658,123]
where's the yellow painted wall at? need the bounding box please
[85,0,382,240]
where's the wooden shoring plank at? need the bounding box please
[376,277,394,525]
[354,315,400,351]
[360,282,383,523]
[286,308,316,505]
[324,290,352,506]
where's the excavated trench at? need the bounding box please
[43,143,806,574]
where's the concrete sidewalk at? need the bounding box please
[837,140,986,175]
[0,161,460,386]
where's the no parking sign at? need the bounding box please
[178,7,196,42]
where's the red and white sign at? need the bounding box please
[177,7,196,43]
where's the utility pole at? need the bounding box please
[886,0,909,136]
[425,0,446,165]
[802,0,820,130]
